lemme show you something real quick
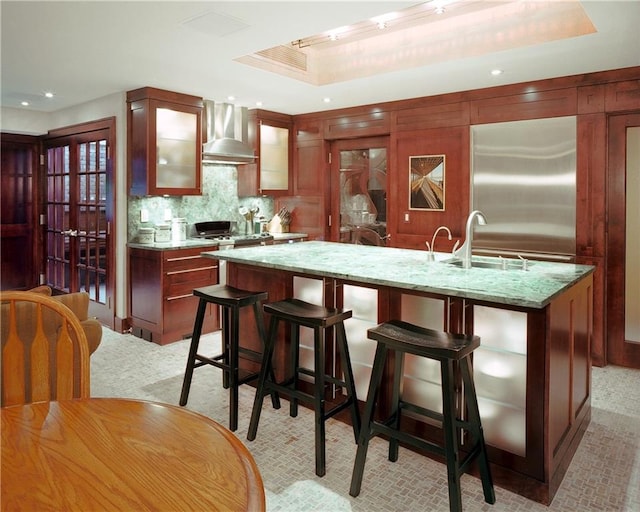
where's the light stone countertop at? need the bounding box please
[203,241,595,309]
[128,239,220,251]
[127,233,307,251]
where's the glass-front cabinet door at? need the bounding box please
[331,137,388,245]
[127,87,203,196]
[259,123,289,191]
[155,107,198,189]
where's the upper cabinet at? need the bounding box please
[127,87,203,196]
[238,109,292,197]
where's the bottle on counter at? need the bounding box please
[254,216,266,234]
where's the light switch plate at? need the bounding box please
[140,209,149,222]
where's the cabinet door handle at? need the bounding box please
[165,265,217,276]
[166,255,205,262]
[166,293,194,301]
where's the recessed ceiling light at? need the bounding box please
[491,69,504,76]
[44,92,54,98]
[323,97,331,103]
[21,101,29,106]
[227,95,236,101]
[371,12,397,29]
[255,101,263,107]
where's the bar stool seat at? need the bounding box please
[350,319,495,512]
[179,284,280,432]
[247,298,361,477]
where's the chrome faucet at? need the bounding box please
[425,226,458,261]
[454,210,487,268]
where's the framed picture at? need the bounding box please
[409,154,445,210]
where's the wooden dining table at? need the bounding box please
[1,398,265,511]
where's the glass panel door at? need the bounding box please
[625,126,639,343]
[77,138,108,303]
[331,138,388,245]
[607,113,640,368]
[46,145,72,292]
[46,132,109,305]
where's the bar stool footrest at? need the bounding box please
[369,422,447,458]
[399,400,443,424]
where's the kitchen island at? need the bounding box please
[203,241,594,505]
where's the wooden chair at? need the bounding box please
[1,291,90,407]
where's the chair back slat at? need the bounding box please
[30,303,51,403]
[55,319,76,400]
[1,302,26,407]
[1,291,90,406]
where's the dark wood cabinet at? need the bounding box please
[294,138,325,196]
[238,109,292,197]
[129,246,219,345]
[127,87,203,196]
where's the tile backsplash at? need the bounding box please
[128,163,274,241]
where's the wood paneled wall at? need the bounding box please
[290,66,640,366]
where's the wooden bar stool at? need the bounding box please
[247,298,361,477]
[180,284,280,432]
[350,319,495,512]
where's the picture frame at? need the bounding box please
[409,154,445,210]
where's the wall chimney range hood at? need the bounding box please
[202,100,256,164]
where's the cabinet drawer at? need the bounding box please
[167,275,218,298]
[164,294,216,327]
[163,247,217,271]
[165,265,217,288]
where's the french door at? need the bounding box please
[44,119,115,327]
[607,113,640,368]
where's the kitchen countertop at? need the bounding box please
[127,233,307,251]
[270,232,308,242]
[128,239,220,251]
[203,241,594,309]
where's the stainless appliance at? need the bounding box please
[470,116,577,261]
[191,221,273,248]
[202,102,255,164]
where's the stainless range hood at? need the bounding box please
[202,100,255,164]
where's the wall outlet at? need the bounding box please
[140,209,149,222]
[164,209,172,221]
[404,212,410,223]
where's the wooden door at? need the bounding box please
[607,113,640,368]
[44,119,116,327]
[0,134,40,290]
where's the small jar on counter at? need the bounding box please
[154,223,171,243]
[138,227,155,244]
[171,218,187,242]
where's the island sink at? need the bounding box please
[441,256,530,270]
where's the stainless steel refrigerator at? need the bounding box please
[470,116,577,262]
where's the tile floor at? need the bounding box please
[91,328,640,511]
